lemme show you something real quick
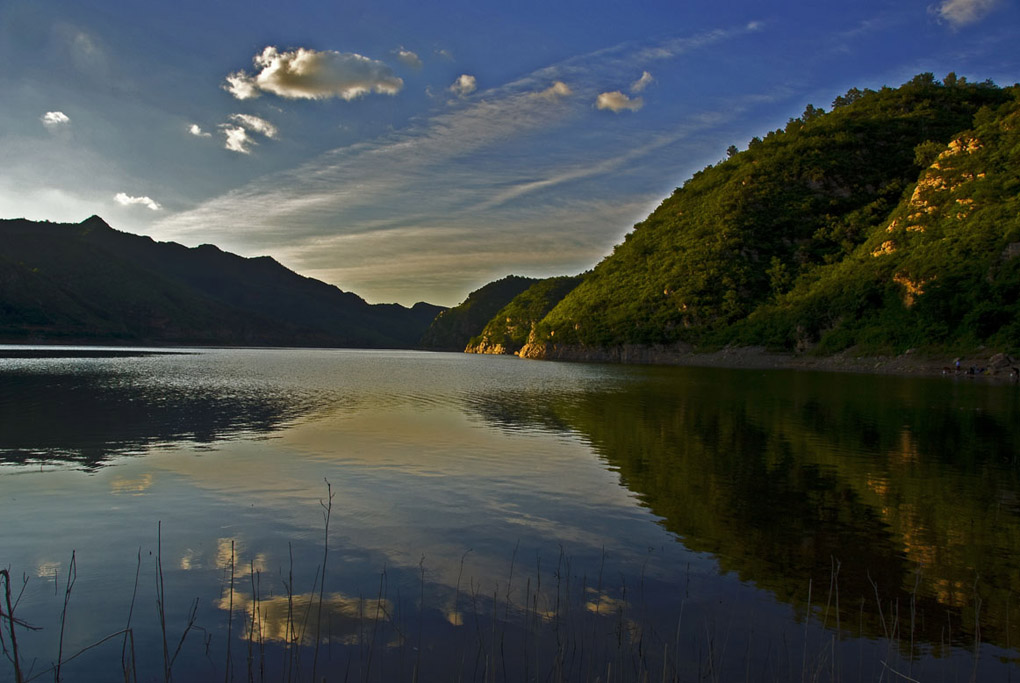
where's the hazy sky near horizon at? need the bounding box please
[2,0,1018,306]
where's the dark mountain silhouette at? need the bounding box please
[0,216,443,347]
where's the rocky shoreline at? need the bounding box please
[515,341,1020,381]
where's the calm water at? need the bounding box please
[1,347,1019,682]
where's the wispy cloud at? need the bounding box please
[272,197,661,305]
[218,114,278,154]
[224,46,403,101]
[155,23,765,304]
[449,74,477,97]
[630,71,654,93]
[595,91,643,112]
[932,0,1000,26]
[41,111,71,128]
[229,114,278,138]
[188,123,212,137]
[114,192,161,211]
[536,81,572,99]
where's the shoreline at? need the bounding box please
[2,338,1016,382]
[515,342,1020,381]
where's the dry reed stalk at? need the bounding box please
[0,568,26,683]
[311,478,333,683]
[156,522,169,682]
[245,558,256,683]
[54,550,76,682]
[283,542,295,683]
[121,548,142,683]
[224,539,234,683]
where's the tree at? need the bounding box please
[913,140,944,168]
[832,87,863,109]
[802,103,825,121]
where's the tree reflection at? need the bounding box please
[468,367,1020,653]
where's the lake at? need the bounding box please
[1,346,1018,682]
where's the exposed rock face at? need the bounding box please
[464,339,507,355]
[518,342,698,364]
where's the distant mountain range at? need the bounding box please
[0,216,443,347]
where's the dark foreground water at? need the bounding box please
[1,346,1018,682]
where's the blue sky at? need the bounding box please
[2,0,1018,306]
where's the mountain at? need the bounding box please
[418,274,538,351]
[732,90,1020,354]
[513,74,1019,361]
[465,275,583,355]
[0,216,444,347]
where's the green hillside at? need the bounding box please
[418,274,538,350]
[516,74,1018,360]
[465,275,583,355]
[0,216,443,347]
[735,92,1020,353]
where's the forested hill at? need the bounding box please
[418,274,539,350]
[465,275,583,355]
[516,74,1020,360]
[0,216,443,347]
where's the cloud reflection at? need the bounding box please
[110,473,154,495]
[216,591,393,646]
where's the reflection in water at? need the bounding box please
[216,592,393,646]
[110,473,153,494]
[2,350,1019,681]
[0,364,332,469]
[36,560,61,580]
[467,367,1020,653]
[211,537,268,577]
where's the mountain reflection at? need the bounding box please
[0,367,326,469]
[466,367,1020,653]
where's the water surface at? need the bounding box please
[1,347,1018,681]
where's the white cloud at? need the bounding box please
[229,114,278,139]
[218,115,278,154]
[449,74,477,97]
[41,111,71,128]
[395,48,422,69]
[595,91,644,113]
[188,124,212,137]
[535,81,572,99]
[933,0,1000,26]
[221,126,254,154]
[630,71,654,93]
[224,46,403,101]
[223,71,261,100]
[114,192,161,211]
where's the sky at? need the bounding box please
[2,0,1018,306]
